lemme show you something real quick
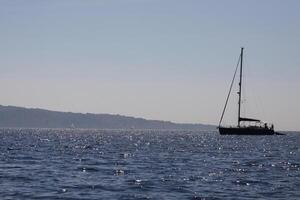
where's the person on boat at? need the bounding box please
[264,123,268,129]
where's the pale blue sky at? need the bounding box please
[0,0,299,130]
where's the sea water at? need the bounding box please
[0,129,299,199]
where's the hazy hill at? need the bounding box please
[0,105,215,130]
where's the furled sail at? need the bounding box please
[239,117,261,122]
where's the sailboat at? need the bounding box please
[218,47,275,135]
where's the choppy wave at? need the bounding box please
[0,129,299,199]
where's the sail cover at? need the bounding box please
[239,117,261,122]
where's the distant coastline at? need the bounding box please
[0,105,215,130]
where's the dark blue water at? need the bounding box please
[0,129,299,199]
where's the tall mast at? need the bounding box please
[238,47,244,127]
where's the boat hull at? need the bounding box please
[219,127,275,135]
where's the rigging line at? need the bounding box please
[218,54,241,127]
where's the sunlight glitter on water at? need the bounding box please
[0,129,299,199]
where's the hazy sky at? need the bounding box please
[1,0,300,130]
